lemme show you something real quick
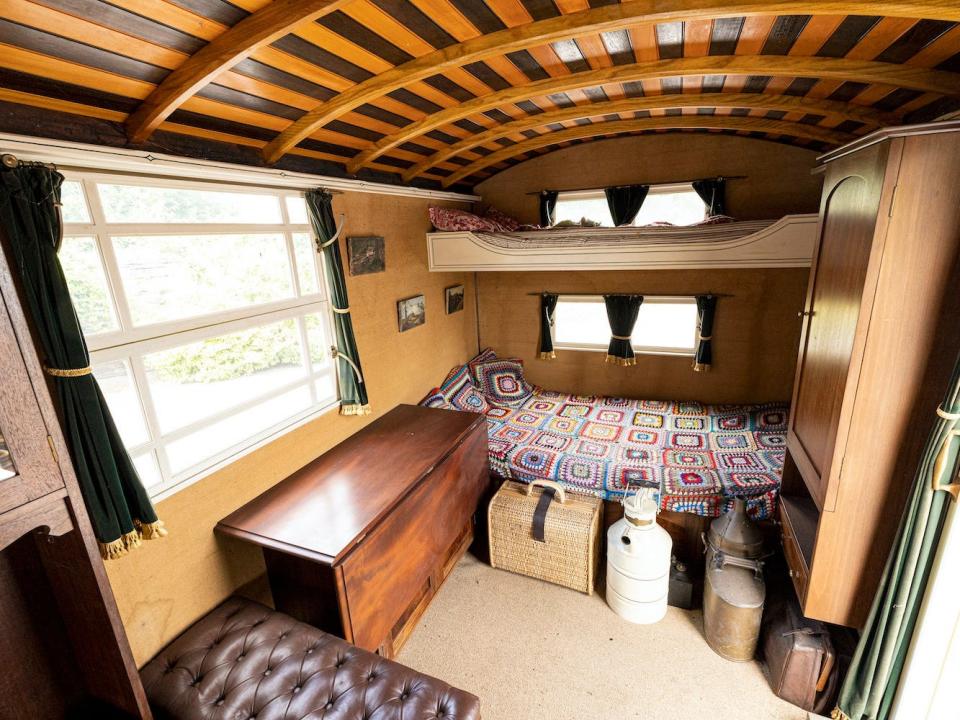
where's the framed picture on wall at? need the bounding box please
[445,284,464,314]
[347,235,385,275]
[398,294,425,332]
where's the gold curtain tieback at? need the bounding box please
[937,406,960,421]
[698,334,713,341]
[332,306,350,314]
[610,334,632,340]
[44,365,92,378]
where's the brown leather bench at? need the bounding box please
[140,597,480,720]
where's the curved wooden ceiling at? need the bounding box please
[1,0,959,190]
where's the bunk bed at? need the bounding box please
[426,214,818,271]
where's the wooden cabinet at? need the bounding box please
[0,232,151,717]
[781,122,960,628]
[217,404,490,659]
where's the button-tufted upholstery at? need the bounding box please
[141,597,480,720]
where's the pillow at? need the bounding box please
[429,207,501,232]
[447,384,491,414]
[420,387,452,409]
[468,347,497,383]
[473,358,534,406]
[483,207,522,232]
[695,214,736,226]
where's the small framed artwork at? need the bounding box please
[445,284,465,314]
[398,294,426,332]
[347,235,385,276]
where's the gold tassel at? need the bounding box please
[539,351,556,360]
[693,362,711,372]
[99,537,130,561]
[136,519,168,540]
[831,708,851,720]
[340,403,372,416]
[605,355,637,367]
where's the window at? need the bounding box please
[554,183,707,227]
[58,174,338,499]
[553,296,698,356]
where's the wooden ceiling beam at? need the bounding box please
[440,117,857,187]
[399,93,899,180]
[350,55,960,172]
[124,0,349,144]
[261,0,960,164]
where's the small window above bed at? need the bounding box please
[554,183,707,227]
[553,296,698,356]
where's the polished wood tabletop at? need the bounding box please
[217,404,484,564]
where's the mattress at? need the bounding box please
[481,389,788,519]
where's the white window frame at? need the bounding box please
[60,170,339,501]
[555,182,707,227]
[553,295,699,357]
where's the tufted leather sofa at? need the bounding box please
[141,597,480,720]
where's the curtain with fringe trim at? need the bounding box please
[833,351,960,720]
[539,190,559,227]
[692,178,727,216]
[604,184,649,226]
[693,295,717,371]
[538,292,558,359]
[306,189,370,416]
[0,163,165,560]
[603,294,643,366]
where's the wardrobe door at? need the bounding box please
[0,291,64,516]
[789,142,889,508]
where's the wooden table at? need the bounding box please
[217,404,489,658]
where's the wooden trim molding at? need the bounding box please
[261,0,960,165]
[440,117,857,187]
[426,214,820,271]
[125,0,349,144]
[397,93,900,181]
[350,56,960,173]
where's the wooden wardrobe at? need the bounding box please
[779,122,960,629]
[0,232,151,717]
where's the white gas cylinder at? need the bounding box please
[606,489,673,624]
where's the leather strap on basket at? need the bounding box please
[532,487,556,543]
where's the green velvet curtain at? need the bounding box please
[603,294,643,367]
[0,163,164,560]
[833,352,960,720]
[693,294,717,372]
[539,190,559,227]
[604,184,649,226]
[538,292,558,360]
[305,189,369,416]
[692,178,727,216]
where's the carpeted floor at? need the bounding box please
[398,553,807,720]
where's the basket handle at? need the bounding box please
[527,479,566,504]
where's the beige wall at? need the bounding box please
[476,133,822,224]
[478,268,809,405]
[106,192,478,666]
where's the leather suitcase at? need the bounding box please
[761,591,835,713]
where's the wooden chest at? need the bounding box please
[217,404,490,657]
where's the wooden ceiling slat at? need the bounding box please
[342,1,437,56]
[484,0,534,27]
[845,17,918,60]
[294,22,395,75]
[906,23,960,65]
[734,15,777,55]
[684,19,714,58]
[441,115,856,186]
[0,42,153,97]
[0,86,127,121]
[409,0,481,41]
[789,15,847,56]
[629,24,659,63]
[573,33,615,70]
[400,91,895,180]
[252,46,352,92]
[105,0,227,41]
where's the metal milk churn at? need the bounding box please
[606,488,673,624]
[702,498,766,661]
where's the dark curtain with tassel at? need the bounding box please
[306,189,369,416]
[692,178,727,216]
[538,190,559,227]
[693,295,717,371]
[603,295,643,366]
[833,351,960,720]
[538,292,558,359]
[0,163,164,560]
[604,184,649,226]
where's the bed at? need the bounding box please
[422,362,788,520]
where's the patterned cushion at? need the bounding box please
[473,358,534,406]
[420,387,448,408]
[483,207,522,231]
[429,206,501,232]
[448,383,491,414]
[467,347,497,383]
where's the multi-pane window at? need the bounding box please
[554,183,707,227]
[58,174,338,499]
[553,296,699,356]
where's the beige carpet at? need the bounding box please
[398,554,806,720]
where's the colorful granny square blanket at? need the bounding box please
[477,388,788,519]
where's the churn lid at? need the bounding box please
[707,498,764,559]
[706,562,765,609]
[623,489,658,527]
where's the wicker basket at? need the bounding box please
[488,479,602,594]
